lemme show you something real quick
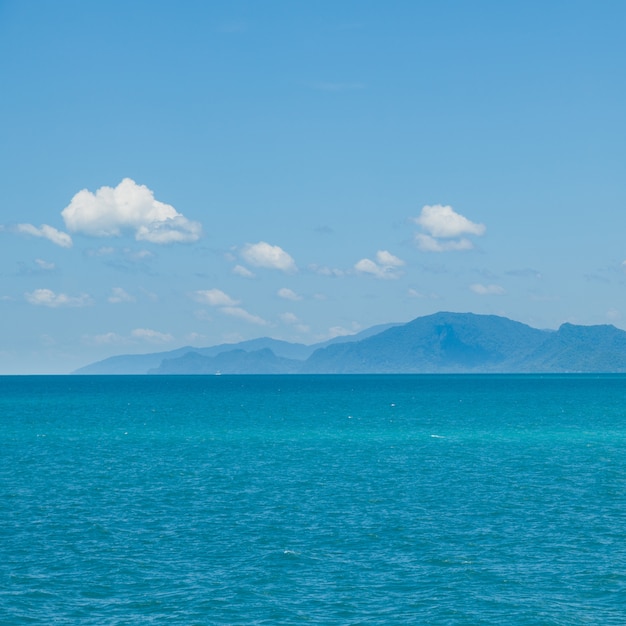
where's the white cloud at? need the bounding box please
[108,287,135,303]
[131,328,174,343]
[470,283,506,295]
[415,234,474,252]
[25,289,92,308]
[414,205,485,238]
[220,306,268,326]
[277,287,302,301]
[16,223,72,248]
[408,288,440,299]
[35,259,55,270]
[241,241,297,272]
[232,264,255,278]
[354,250,405,279]
[193,288,240,307]
[61,178,202,244]
[192,288,266,325]
[413,205,485,252]
[375,250,404,268]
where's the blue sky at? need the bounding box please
[1,0,625,374]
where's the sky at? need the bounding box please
[1,0,625,374]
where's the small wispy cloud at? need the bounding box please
[220,306,268,326]
[470,283,505,296]
[131,328,174,343]
[232,264,255,278]
[193,288,240,307]
[82,332,127,346]
[280,312,310,333]
[309,264,344,277]
[35,259,55,270]
[192,288,267,326]
[16,224,72,248]
[108,287,135,303]
[277,287,302,301]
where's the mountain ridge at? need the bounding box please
[73,312,626,375]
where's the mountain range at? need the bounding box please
[73,312,626,374]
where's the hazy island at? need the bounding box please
[73,312,626,375]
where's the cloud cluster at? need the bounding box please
[61,178,202,244]
[25,289,92,308]
[17,224,72,248]
[241,241,296,273]
[413,205,485,252]
[354,250,405,279]
[192,288,267,325]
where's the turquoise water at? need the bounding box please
[2,374,626,624]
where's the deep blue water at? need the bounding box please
[1,374,626,624]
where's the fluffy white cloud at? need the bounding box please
[232,264,255,278]
[354,250,405,279]
[193,289,240,307]
[108,287,135,303]
[61,178,202,244]
[17,223,72,248]
[241,241,296,272]
[131,328,174,343]
[413,205,485,252]
[25,289,93,308]
[470,283,506,295]
[277,287,302,301]
[414,205,485,238]
[220,306,268,325]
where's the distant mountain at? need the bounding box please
[73,313,626,375]
[302,312,551,373]
[73,323,399,375]
[151,348,302,375]
[519,322,626,372]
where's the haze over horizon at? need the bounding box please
[1,1,625,374]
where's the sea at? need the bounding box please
[1,374,625,625]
